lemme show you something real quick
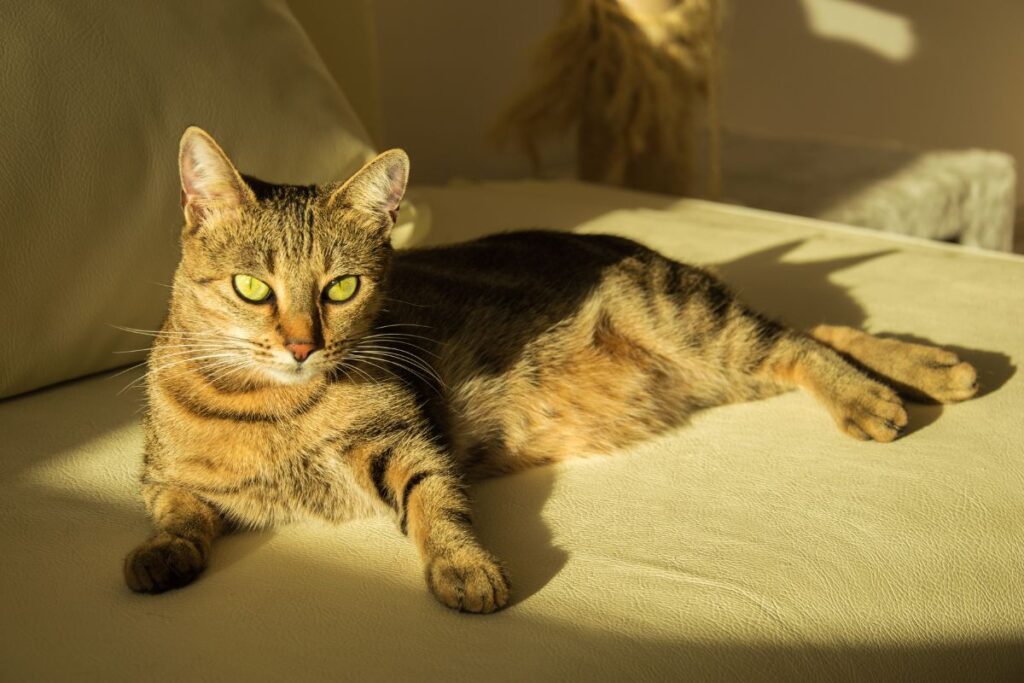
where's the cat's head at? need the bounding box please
[167,126,409,388]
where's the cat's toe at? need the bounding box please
[920,360,979,403]
[894,345,979,403]
[915,346,960,368]
[426,552,510,614]
[835,384,907,443]
[124,532,206,594]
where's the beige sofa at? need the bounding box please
[2,2,1022,681]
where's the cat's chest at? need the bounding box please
[172,398,349,463]
[155,393,383,524]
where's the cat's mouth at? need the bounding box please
[254,348,326,386]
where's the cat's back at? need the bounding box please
[393,230,644,289]
[388,230,652,322]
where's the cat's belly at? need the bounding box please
[449,359,687,475]
[445,318,719,476]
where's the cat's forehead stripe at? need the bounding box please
[267,192,317,263]
[219,179,385,276]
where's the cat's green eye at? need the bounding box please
[232,274,272,303]
[324,275,359,303]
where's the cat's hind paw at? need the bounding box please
[124,532,206,594]
[425,551,510,614]
[902,351,979,404]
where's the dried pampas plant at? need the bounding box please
[494,0,721,198]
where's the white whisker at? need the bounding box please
[113,341,246,355]
[354,341,444,378]
[344,353,424,394]
[203,360,255,387]
[339,358,377,386]
[355,346,444,386]
[373,322,433,331]
[358,335,441,358]
[363,331,441,345]
[382,296,431,309]
[146,352,245,377]
[109,324,255,345]
[108,361,150,381]
[346,349,445,397]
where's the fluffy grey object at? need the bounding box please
[703,130,1017,251]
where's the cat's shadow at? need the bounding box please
[471,465,568,606]
[712,239,883,330]
[202,527,278,579]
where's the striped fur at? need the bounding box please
[124,129,979,612]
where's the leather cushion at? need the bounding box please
[0,0,376,398]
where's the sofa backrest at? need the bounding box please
[0,0,378,399]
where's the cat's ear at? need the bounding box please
[178,126,255,230]
[326,149,409,224]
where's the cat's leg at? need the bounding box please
[349,434,510,613]
[653,263,906,441]
[810,325,979,403]
[124,486,224,593]
[745,323,910,442]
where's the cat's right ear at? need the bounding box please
[178,127,254,231]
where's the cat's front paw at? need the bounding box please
[124,532,207,593]
[425,550,510,614]
[830,379,909,443]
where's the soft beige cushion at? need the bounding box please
[3,182,1022,680]
[0,0,376,399]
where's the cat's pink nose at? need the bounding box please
[285,341,317,363]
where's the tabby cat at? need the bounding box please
[124,127,979,613]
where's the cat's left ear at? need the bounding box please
[326,149,409,224]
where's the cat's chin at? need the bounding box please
[259,364,323,387]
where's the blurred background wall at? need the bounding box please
[290,0,1023,187]
[723,1,1024,172]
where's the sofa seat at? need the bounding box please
[3,181,1022,681]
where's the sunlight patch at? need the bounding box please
[801,0,917,62]
[16,424,140,507]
